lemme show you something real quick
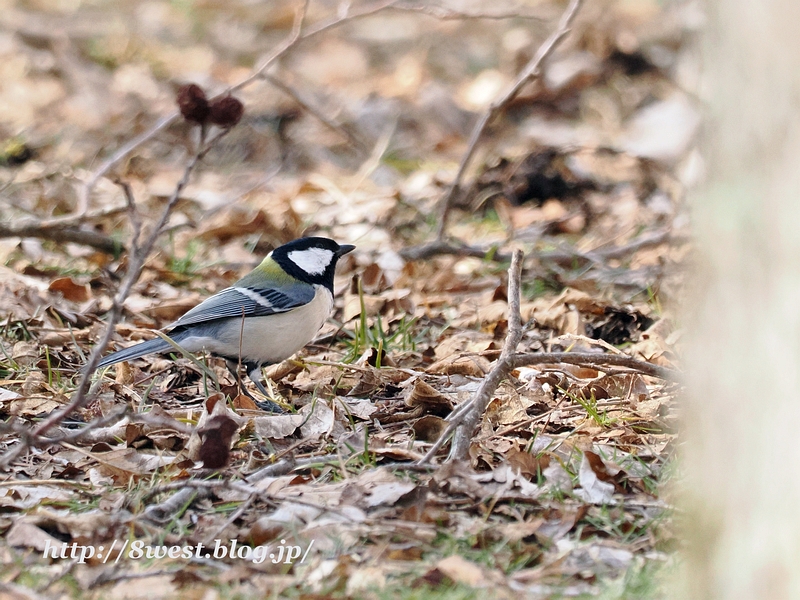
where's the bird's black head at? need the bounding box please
[271,237,355,289]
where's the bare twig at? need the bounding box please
[114,178,143,248]
[0,130,231,468]
[144,478,257,501]
[391,1,546,21]
[227,0,310,93]
[507,352,676,380]
[68,1,308,229]
[291,0,398,41]
[435,0,585,239]
[90,569,203,588]
[44,203,131,226]
[144,477,359,520]
[539,229,680,266]
[245,453,346,483]
[417,242,675,464]
[263,73,367,151]
[400,229,677,265]
[1,395,192,460]
[416,249,524,465]
[0,221,121,254]
[418,346,675,465]
[202,493,256,545]
[45,406,130,445]
[0,478,91,488]
[73,0,397,228]
[399,240,511,262]
[74,112,178,225]
[447,249,524,460]
[0,406,129,450]
[142,487,203,523]
[130,410,194,435]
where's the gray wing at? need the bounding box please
[168,284,316,329]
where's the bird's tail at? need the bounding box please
[94,337,174,371]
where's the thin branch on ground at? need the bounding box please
[415,249,524,465]
[0,406,129,451]
[434,0,585,240]
[246,453,344,483]
[6,201,130,226]
[90,569,202,588]
[417,247,674,464]
[114,178,143,248]
[447,249,524,460]
[539,229,682,266]
[400,228,678,267]
[507,352,675,380]
[418,346,675,465]
[202,494,256,545]
[144,476,359,520]
[0,221,122,254]
[143,478,257,501]
[142,487,204,524]
[399,239,512,262]
[50,407,194,447]
[72,112,178,226]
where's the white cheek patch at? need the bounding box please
[288,248,335,275]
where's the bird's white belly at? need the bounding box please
[178,286,333,364]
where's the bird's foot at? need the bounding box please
[254,397,284,413]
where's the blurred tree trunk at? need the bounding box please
[681,1,800,598]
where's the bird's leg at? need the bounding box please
[245,362,284,413]
[224,359,283,413]
[225,359,246,397]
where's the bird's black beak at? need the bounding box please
[336,244,356,257]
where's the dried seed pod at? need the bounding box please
[208,96,244,127]
[176,83,209,124]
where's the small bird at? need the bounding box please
[94,237,355,412]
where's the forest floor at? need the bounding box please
[0,0,699,598]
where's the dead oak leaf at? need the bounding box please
[412,415,446,442]
[253,401,339,441]
[184,393,245,465]
[92,448,176,484]
[573,450,616,504]
[363,481,417,508]
[404,378,453,416]
[426,353,491,377]
[484,381,534,427]
[506,448,550,480]
[197,414,240,469]
[7,396,60,417]
[6,520,64,553]
[336,397,377,420]
[48,276,90,302]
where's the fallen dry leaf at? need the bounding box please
[48,276,91,302]
[574,451,616,504]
